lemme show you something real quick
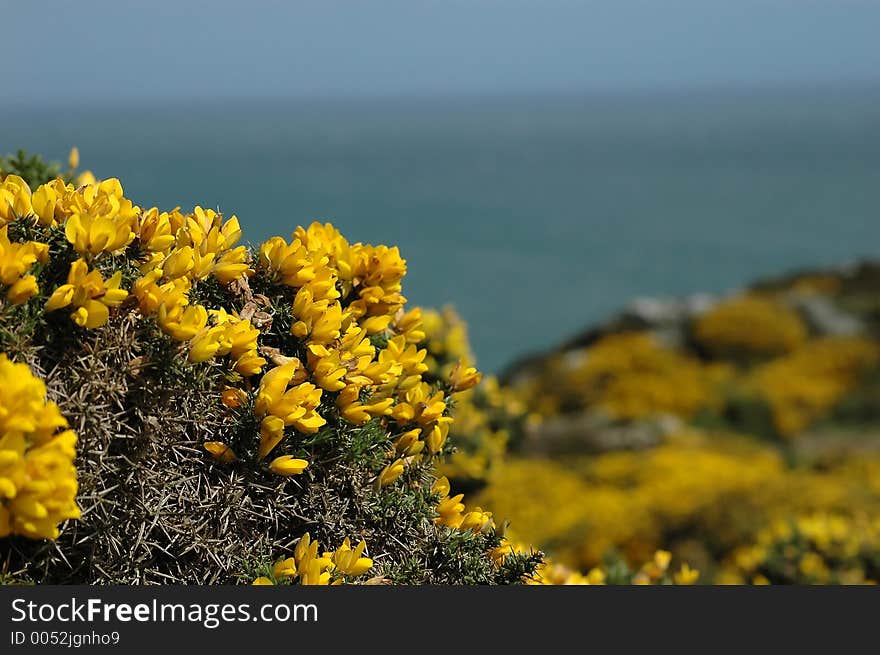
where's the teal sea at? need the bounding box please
[3,87,879,372]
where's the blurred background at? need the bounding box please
[4,0,880,582]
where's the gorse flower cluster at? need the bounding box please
[693,295,808,358]
[0,355,79,540]
[746,337,879,437]
[723,513,880,584]
[253,533,374,586]
[418,307,521,485]
[477,432,880,577]
[511,332,729,422]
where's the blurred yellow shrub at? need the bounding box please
[520,332,726,421]
[694,295,807,357]
[722,513,880,584]
[477,432,880,573]
[746,337,880,437]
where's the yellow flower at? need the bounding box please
[221,387,247,409]
[258,235,319,287]
[392,307,426,344]
[673,563,700,585]
[394,428,423,456]
[7,275,39,305]
[0,355,80,540]
[136,207,176,252]
[157,302,207,341]
[31,179,69,226]
[425,423,449,455]
[252,577,274,586]
[654,550,672,573]
[293,533,333,586]
[63,180,137,255]
[459,508,493,532]
[234,350,266,376]
[255,361,325,441]
[272,557,297,579]
[45,259,128,329]
[0,175,32,225]
[376,458,405,488]
[299,557,332,586]
[188,324,230,363]
[0,225,47,282]
[449,361,482,393]
[258,416,285,459]
[268,456,309,476]
[68,147,80,171]
[329,538,373,577]
[204,441,238,463]
[161,246,195,280]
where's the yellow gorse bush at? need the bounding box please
[516,332,725,421]
[477,431,880,572]
[1,151,531,590]
[0,354,79,539]
[746,337,880,437]
[0,165,479,488]
[722,513,880,584]
[694,295,807,357]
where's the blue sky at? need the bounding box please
[5,0,880,104]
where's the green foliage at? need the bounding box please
[0,150,66,189]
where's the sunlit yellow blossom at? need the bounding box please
[268,456,309,476]
[0,355,80,539]
[31,178,70,226]
[299,557,332,586]
[259,235,320,287]
[7,275,39,304]
[449,361,482,393]
[258,415,285,459]
[234,350,266,376]
[0,226,48,304]
[161,245,195,280]
[0,175,32,225]
[255,360,325,437]
[336,385,394,425]
[294,533,333,586]
[136,207,176,252]
[376,458,405,488]
[425,423,449,455]
[75,170,96,186]
[292,287,343,345]
[329,538,373,577]
[252,577,274,586]
[133,273,190,316]
[188,324,231,362]
[157,301,207,341]
[45,259,128,328]
[273,557,297,579]
[392,307,426,344]
[293,222,353,282]
[394,428,423,456]
[63,179,138,255]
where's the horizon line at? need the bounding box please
[4,77,880,115]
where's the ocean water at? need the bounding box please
[3,88,880,372]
